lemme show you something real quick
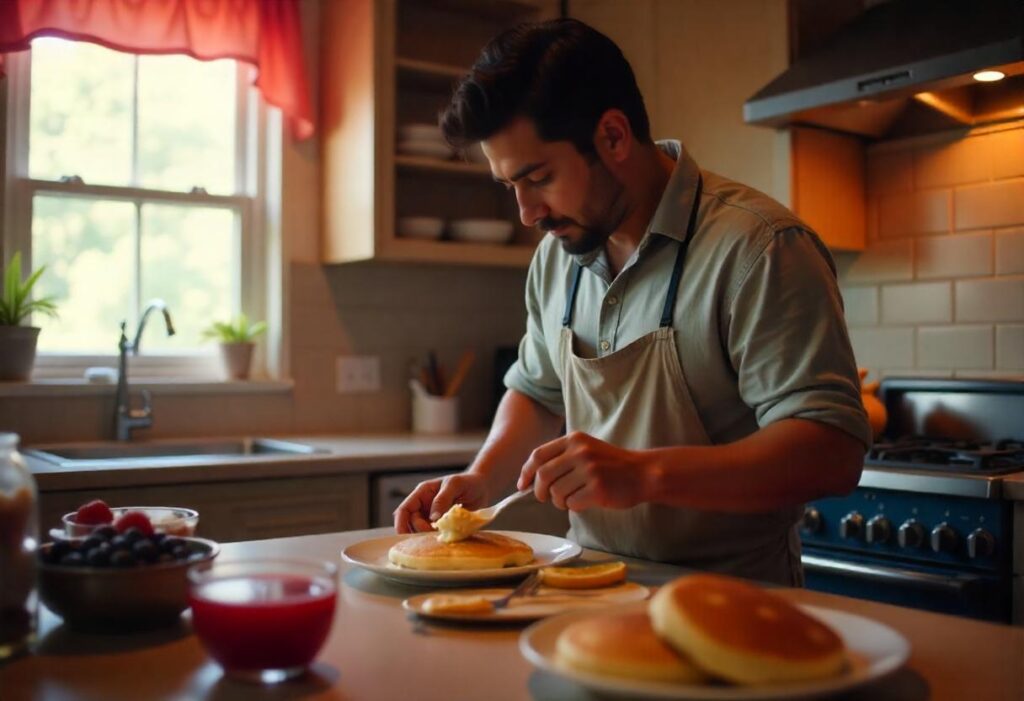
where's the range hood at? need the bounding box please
[745,0,1024,139]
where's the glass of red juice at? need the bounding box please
[188,558,338,683]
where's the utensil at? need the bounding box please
[466,488,533,530]
[444,350,475,397]
[491,571,542,610]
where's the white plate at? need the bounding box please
[449,218,515,244]
[341,531,582,586]
[403,582,650,623]
[520,602,910,700]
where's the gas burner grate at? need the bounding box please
[866,436,1024,474]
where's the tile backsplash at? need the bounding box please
[837,120,1024,381]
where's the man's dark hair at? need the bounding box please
[440,18,651,155]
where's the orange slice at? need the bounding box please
[539,561,627,589]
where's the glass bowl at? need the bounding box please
[62,506,199,538]
[188,558,338,683]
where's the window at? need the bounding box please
[3,38,271,378]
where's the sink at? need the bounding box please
[25,437,326,468]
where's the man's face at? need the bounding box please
[482,117,627,255]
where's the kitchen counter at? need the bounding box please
[2,528,1022,701]
[25,432,1024,500]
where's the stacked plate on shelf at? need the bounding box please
[397,123,452,160]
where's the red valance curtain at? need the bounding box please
[0,0,314,139]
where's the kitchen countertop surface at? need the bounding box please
[2,528,1022,701]
[25,433,1024,500]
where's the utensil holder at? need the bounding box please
[412,393,459,434]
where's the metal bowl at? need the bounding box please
[38,536,219,632]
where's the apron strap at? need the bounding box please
[562,262,583,327]
[659,175,703,328]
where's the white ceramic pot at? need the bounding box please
[220,342,255,381]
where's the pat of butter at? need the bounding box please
[432,504,488,543]
[422,594,495,615]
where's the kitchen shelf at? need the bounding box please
[395,155,491,177]
[378,237,536,267]
[396,57,465,90]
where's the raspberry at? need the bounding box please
[114,510,155,536]
[75,499,114,525]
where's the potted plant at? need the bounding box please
[202,313,267,380]
[0,252,58,381]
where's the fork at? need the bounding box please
[491,571,543,610]
[467,488,533,528]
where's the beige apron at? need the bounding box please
[560,177,803,586]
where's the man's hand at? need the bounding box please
[393,472,491,534]
[517,431,652,511]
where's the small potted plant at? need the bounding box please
[0,252,58,381]
[202,313,267,381]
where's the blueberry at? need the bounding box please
[110,549,136,567]
[50,540,72,560]
[85,544,111,566]
[94,525,118,540]
[109,535,129,550]
[162,537,186,553]
[122,528,144,544]
[132,540,159,563]
[80,535,105,552]
[59,551,85,566]
[150,533,167,546]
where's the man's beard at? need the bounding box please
[538,158,627,256]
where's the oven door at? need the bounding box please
[802,547,1010,623]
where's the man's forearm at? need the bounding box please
[467,389,564,496]
[643,419,865,513]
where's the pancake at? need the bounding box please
[649,574,847,685]
[556,611,707,683]
[388,531,534,570]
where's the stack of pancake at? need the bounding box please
[388,531,534,570]
[556,573,847,686]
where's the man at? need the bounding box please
[394,18,870,585]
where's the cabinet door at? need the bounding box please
[790,127,866,251]
[40,474,369,543]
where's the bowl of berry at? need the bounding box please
[38,507,219,632]
[62,499,199,539]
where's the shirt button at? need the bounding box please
[607,296,618,306]
[599,340,611,352]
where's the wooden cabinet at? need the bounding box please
[790,127,866,251]
[320,0,556,268]
[40,474,369,543]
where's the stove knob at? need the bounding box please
[865,515,891,544]
[801,507,822,534]
[898,520,925,549]
[930,523,959,554]
[967,528,996,559]
[839,512,864,540]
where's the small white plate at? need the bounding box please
[403,582,650,623]
[520,602,910,700]
[341,531,582,586]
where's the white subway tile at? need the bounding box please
[996,325,1024,370]
[879,189,951,238]
[841,286,879,326]
[989,127,1024,180]
[848,327,914,369]
[915,232,993,279]
[914,136,991,188]
[867,149,914,195]
[917,326,993,369]
[956,278,1024,321]
[955,179,1024,230]
[881,282,952,324]
[996,226,1024,275]
[840,239,914,284]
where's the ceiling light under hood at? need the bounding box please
[973,70,1006,82]
[744,0,1024,139]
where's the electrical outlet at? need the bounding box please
[335,355,381,393]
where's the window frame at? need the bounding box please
[1,44,273,382]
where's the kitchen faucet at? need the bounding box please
[115,300,176,441]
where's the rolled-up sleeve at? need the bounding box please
[726,227,872,449]
[504,245,565,416]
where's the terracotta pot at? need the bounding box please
[0,326,40,381]
[219,342,255,380]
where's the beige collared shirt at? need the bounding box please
[505,140,872,449]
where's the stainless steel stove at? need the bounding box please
[800,378,1023,623]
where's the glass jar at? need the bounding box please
[0,433,38,660]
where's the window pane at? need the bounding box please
[32,196,135,353]
[137,55,237,194]
[29,39,133,186]
[140,205,236,351]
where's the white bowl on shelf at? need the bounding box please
[449,219,515,245]
[397,139,453,160]
[399,123,445,143]
[397,216,445,240]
